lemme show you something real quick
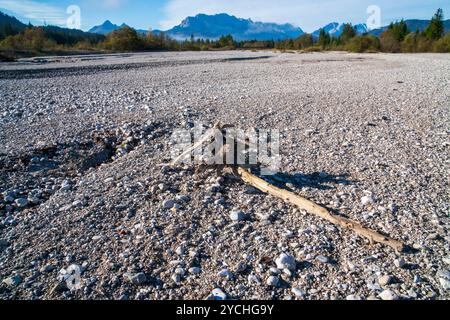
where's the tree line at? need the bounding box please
[0,8,449,57]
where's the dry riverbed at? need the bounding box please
[0,51,449,300]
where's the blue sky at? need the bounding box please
[0,0,449,32]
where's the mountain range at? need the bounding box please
[89,13,450,41]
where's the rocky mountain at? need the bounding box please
[312,22,368,38]
[165,13,304,41]
[89,20,148,35]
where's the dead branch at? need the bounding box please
[235,167,406,252]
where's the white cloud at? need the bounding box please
[0,0,67,26]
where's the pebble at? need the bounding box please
[361,194,375,206]
[378,275,394,286]
[394,258,407,269]
[275,253,296,271]
[2,275,22,287]
[189,267,201,275]
[346,295,362,300]
[217,269,233,279]
[229,210,246,222]
[316,255,330,264]
[379,289,399,300]
[124,272,147,285]
[211,288,227,300]
[292,287,306,298]
[14,198,28,208]
[266,276,280,287]
[40,264,56,273]
[163,199,176,209]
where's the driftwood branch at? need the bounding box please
[170,123,406,252]
[235,167,406,252]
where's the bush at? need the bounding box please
[0,27,56,51]
[380,29,401,52]
[346,35,380,53]
[433,33,450,52]
[102,26,144,51]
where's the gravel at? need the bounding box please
[0,51,449,300]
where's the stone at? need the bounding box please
[292,287,306,298]
[266,276,280,287]
[217,269,233,279]
[379,289,398,300]
[346,295,362,300]
[171,273,181,284]
[275,253,296,271]
[40,264,56,273]
[211,288,227,300]
[14,198,28,208]
[163,199,176,209]
[437,269,450,280]
[229,210,246,222]
[439,278,450,290]
[2,275,22,287]
[124,272,147,285]
[378,275,394,286]
[361,195,375,206]
[316,255,330,264]
[443,257,450,265]
[394,258,407,269]
[189,267,201,275]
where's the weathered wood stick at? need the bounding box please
[236,167,406,252]
[170,122,221,166]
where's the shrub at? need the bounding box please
[102,26,144,51]
[433,33,450,52]
[346,35,380,53]
[380,29,401,52]
[0,27,56,51]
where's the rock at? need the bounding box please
[394,258,407,269]
[361,194,375,206]
[4,195,14,203]
[175,268,186,276]
[378,275,394,286]
[163,199,176,209]
[275,253,296,271]
[346,295,362,300]
[0,239,9,248]
[439,278,450,290]
[266,276,280,287]
[189,267,201,275]
[316,255,330,264]
[437,269,450,280]
[40,264,56,273]
[171,273,181,284]
[217,269,233,279]
[61,180,72,191]
[176,195,190,203]
[292,287,306,298]
[2,275,22,287]
[14,198,28,208]
[443,257,450,265]
[229,210,246,222]
[379,289,399,301]
[124,272,147,285]
[175,246,185,256]
[211,288,227,300]
[50,281,69,294]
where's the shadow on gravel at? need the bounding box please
[268,172,355,191]
[0,56,273,80]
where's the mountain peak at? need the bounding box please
[168,13,303,41]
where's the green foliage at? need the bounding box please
[318,28,331,49]
[340,23,356,43]
[380,29,401,52]
[102,26,144,51]
[0,27,57,51]
[388,20,409,42]
[346,35,380,53]
[433,32,450,52]
[424,8,444,40]
[218,34,235,48]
